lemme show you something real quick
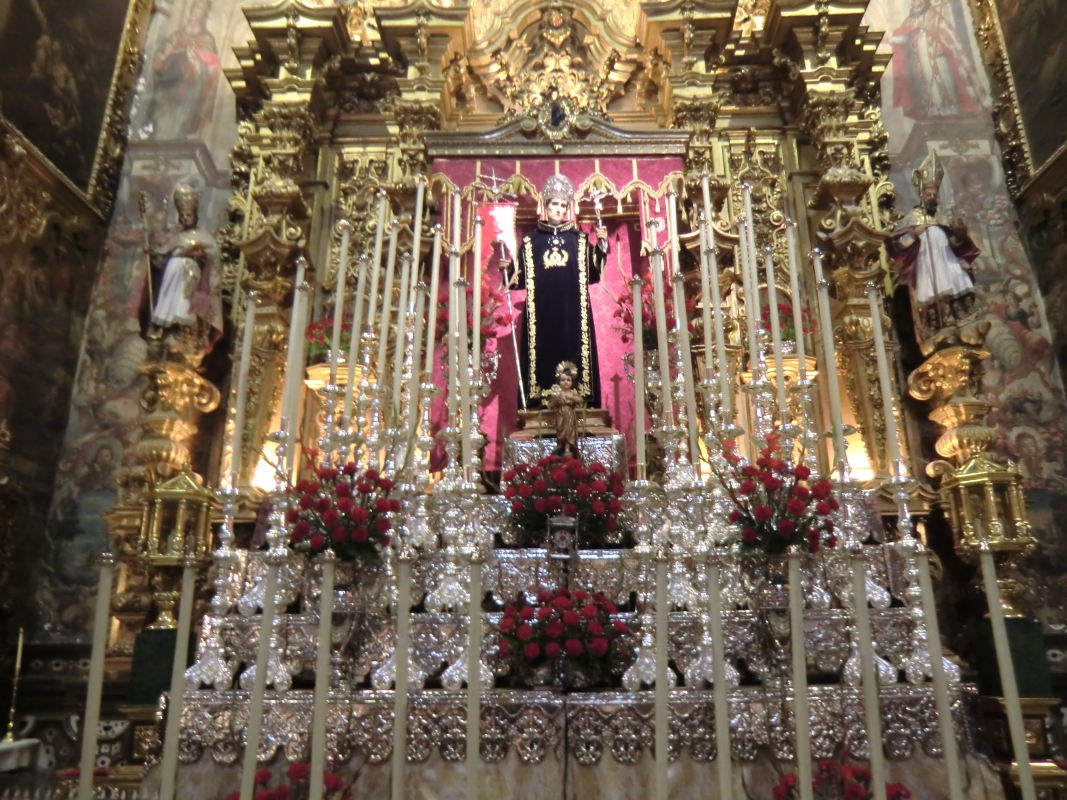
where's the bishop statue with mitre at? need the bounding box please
[516,174,608,408]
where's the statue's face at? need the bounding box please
[178,208,198,228]
[545,198,569,225]
[558,372,573,390]
[921,186,939,214]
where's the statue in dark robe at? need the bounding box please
[516,174,608,407]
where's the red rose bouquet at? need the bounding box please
[286,456,398,564]
[434,262,508,371]
[773,760,910,800]
[497,587,630,688]
[306,316,353,364]
[760,302,817,343]
[709,432,838,555]
[610,276,695,351]
[213,762,354,800]
[502,455,626,546]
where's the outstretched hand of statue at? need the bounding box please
[595,226,608,242]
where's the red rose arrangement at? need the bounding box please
[760,302,817,343]
[306,316,353,364]
[709,431,838,554]
[497,587,630,687]
[773,760,910,800]
[213,762,353,800]
[286,454,397,564]
[610,276,695,351]
[502,455,626,545]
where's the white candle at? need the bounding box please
[673,271,701,476]
[309,553,335,800]
[666,190,682,278]
[812,251,847,476]
[649,249,674,427]
[366,191,389,342]
[785,223,807,377]
[392,253,413,417]
[458,279,473,469]
[405,286,428,467]
[737,221,759,370]
[238,563,280,800]
[77,553,115,800]
[282,258,309,479]
[700,174,715,237]
[631,277,647,476]
[915,548,964,800]
[448,249,460,424]
[376,222,400,382]
[423,226,444,381]
[410,176,426,309]
[452,189,462,251]
[654,552,670,800]
[698,216,714,379]
[158,561,197,800]
[705,219,731,418]
[763,248,789,421]
[979,549,1037,800]
[230,291,257,489]
[466,555,483,800]
[787,554,813,800]
[329,223,352,386]
[866,285,902,472]
[471,216,484,386]
[391,552,413,800]
[707,559,732,800]
[343,254,370,424]
[850,554,887,800]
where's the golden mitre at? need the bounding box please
[541,173,575,204]
[911,150,945,192]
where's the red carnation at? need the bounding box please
[563,609,581,626]
[589,637,609,657]
[499,617,516,633]
[293,521,310,539]
[591,479,607,493]
[613,620,628,633]
[786,498,806,516]
[792,485,810,500]
[564,638,584,657]
[351,527,368,543]
[549,495,563,510]
[512,500,525,514]
[255,769,272,786]
[322,509,340,527]
[753,505,772,523]
[330,526,347,543]
[590,463,606,474]
[609,500,622,514]
[375,517,391,532]
[518,484,533,498]
[335,482,351,498]
[728,509,742,523]
[300,494,314,510]
[502,469,516,482]
[553,596,572,611]
[356,482,372,494]
[587,619,603,636]
[815,501,831,516]
[537,590,552,603]
[794,465,811,480]
[741,527,757,543]
[564,502,578,516]
[519,605,535,621]
[528,466,543,478]
[351,507,368,524]
[523,642,541,660]
[286,508,300,524]
[309,534,326,551]
[742,465,759,478]
[778,519,795,537]
[336,497,354,514]
[315,496,332,514]
[343,462,357,475]
[764,476,783,491]
[374,498,390,513]
[537,606,552,621]
[517,624,534,641]
[545,641,561,658]
[504,486,517,499]
[551,468,569,483]
[812,479,833,499]
[612,483,625,497]
[286,762,311,782]
[576,483,592,499]
[590,500,605,515]
[323,773,343,793]
[582,603,598,619]
[533,498,548,513]
[545,619,564,639]
[739,480,756,495]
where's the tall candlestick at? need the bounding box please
[705,218,731,418]
[159,560,198,800]
[410,176,426,309]
[812,251,847,476]
[281,258,309,479]
[366,191,389,342]
[707,559,732,800]
[77,553,115,800]
[915,548,964,800]
[392,253,413,416]
[452,188,462,251]
[631,277,647,476]
[391,551,413,800]
[654,552,670,800]
[866,285,902,472]
[698,216,714,378]
[667,190,682,278]
[850,554,887,800]
[457,279,473,469]
[423,226,443,380]
[329,222,352,386]
[405,286,428,464]
[448,250,460,424]
[308,553,335,800]
[673,271,701,475]
[649,248,674,426]
[230,291,257,489]
[737,220,760,370]
[238,563,280,800]
[785,222,807,378]
[979,549,1037,800]
[700,174,715,238]
[788,554,814,800]
[466,555,483,800]
[343,254,370,424]
[471,216,484,385]
[763,247,789,421]
[376,222,400,391]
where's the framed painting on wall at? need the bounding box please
[0,0,153,217]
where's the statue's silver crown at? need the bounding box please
[541,173,574,204]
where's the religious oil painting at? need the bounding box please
[0,0,133,192]
[994,0,1067,169]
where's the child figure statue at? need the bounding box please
[547,361,585,458]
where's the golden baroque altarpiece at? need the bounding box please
[80,0,1061,798]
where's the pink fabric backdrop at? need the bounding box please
[427,156,685,472]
